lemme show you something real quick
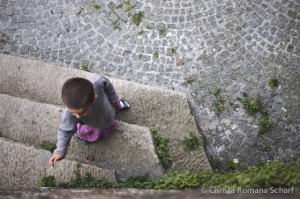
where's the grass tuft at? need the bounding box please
[132,11,144,26]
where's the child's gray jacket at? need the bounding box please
[53,74,119,157]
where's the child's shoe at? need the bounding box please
[116,98,131,111]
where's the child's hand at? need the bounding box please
[48,154,63,167]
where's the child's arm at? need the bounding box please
[98,76,120,105]
[97,76,131,111]
[49,109,77,166]
[53,127,75,157]
[92,74,131,111]
[49,130,74,166]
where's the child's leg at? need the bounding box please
[75,123,100,144]
[100,120,118,139]
[75,121,118,144]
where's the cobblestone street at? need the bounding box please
[0,0,299,169]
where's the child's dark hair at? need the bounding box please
[62,77,95,109]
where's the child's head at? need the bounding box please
[62,77,95,118]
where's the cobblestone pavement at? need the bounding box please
[0,188,299,199]
[0,0,299,170]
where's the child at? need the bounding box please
[48,75,130,167]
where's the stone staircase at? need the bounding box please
[0,137,117,189]
[0,54,211,189]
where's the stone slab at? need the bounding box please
[0,94,164,179]
[0,137,117,189]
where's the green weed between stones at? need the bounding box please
[40,175,56,187]
[59,163,112,188]
[171,48,177,54]
[75,7,86,17]
[268,77,279,88]
[116,3,123,9]
[258,114,272,136]
[90,2,101,10]
[213,88,228,116]
[150,128,172,168]
[40,140,56,153]
[263,146,272,152]
[76,1,101,17]
[80,62,90,71]
[112,20,122,30]
[138,28,145,35]
[0,33,9,44]
[116,0,133,12]
[237,93,272,135]
[210,158,223,171]
[118,174,152,189]
[182,132,200,150]
[237,95,262,116]
[132,11,144,26]
[153,51,159,59]
[210,158,239,172]
[225,159,238,171]
[184,77,196,85]
[256,143,272,152]
[287,117,293,125]
[125,5,133,12]
[159,29,167,38]
[40,159,300,189]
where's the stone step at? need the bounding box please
[0,94,164,179]
[0,54,211,172]
[0,137,117,189]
